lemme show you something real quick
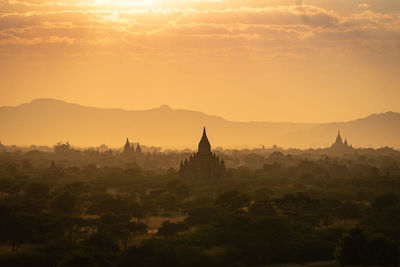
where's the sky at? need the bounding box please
[0,0,399,123]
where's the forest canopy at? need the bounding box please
[0,146,399,266]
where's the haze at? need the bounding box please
[1,99,400,148]
[1,0,400,122]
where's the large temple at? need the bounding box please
[179,127,225,179]
[331,131,353,153]
[123,138,142,154]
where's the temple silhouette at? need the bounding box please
[179,127,225,179]
[123,138,142,154]
[331,131,353,153]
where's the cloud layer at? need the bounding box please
[1,0,399,60]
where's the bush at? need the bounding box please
[335,226,399,266]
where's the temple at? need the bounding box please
[123,138,142,154]
[179,127,225,179]
[331,131,353,153]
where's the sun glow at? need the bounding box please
[92,0,155,7]
[91,0,221,7]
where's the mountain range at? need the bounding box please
[0,99,399,149]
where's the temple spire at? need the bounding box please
[124,138,132,153]
[198,126,211,156]
[335,130,343,145]
[136,142,142,153]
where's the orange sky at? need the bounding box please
[1,0,399,123]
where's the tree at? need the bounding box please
[215,190,250,211]
[0,178,21,194]
[372,193,399,211]
[249,200,276,217]
[166,180,190,199]
[337,202,360,223]
[253,187,272,201]
[58,249,93,267]
[318,199,341,228]
[87,195,130,216]
[110,221,147,250]
[335,227,369,266]
[2,214,36,253]
[84,232,120,252]
[274,192,318,223]
[55,216,85,243]
[159,193,181,212]
[130,202,147,223]
[157,221,188,237]
[25,183,49,200]
[366,233,398,265]
[185,206,218,226]
[51,192,77,215]
[54,141,71,153]
[335,226,399,266]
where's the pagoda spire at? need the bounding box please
[335,130,343,145]
[124,138,131,153]
[198,126,211,156]
[136,142,142,153]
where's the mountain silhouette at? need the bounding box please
[0,98,399,149]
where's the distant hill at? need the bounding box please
[0,99,399,149]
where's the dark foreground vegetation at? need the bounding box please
[0,146,400,266]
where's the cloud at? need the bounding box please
[0,0,399,60]
[358,3,370,9]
